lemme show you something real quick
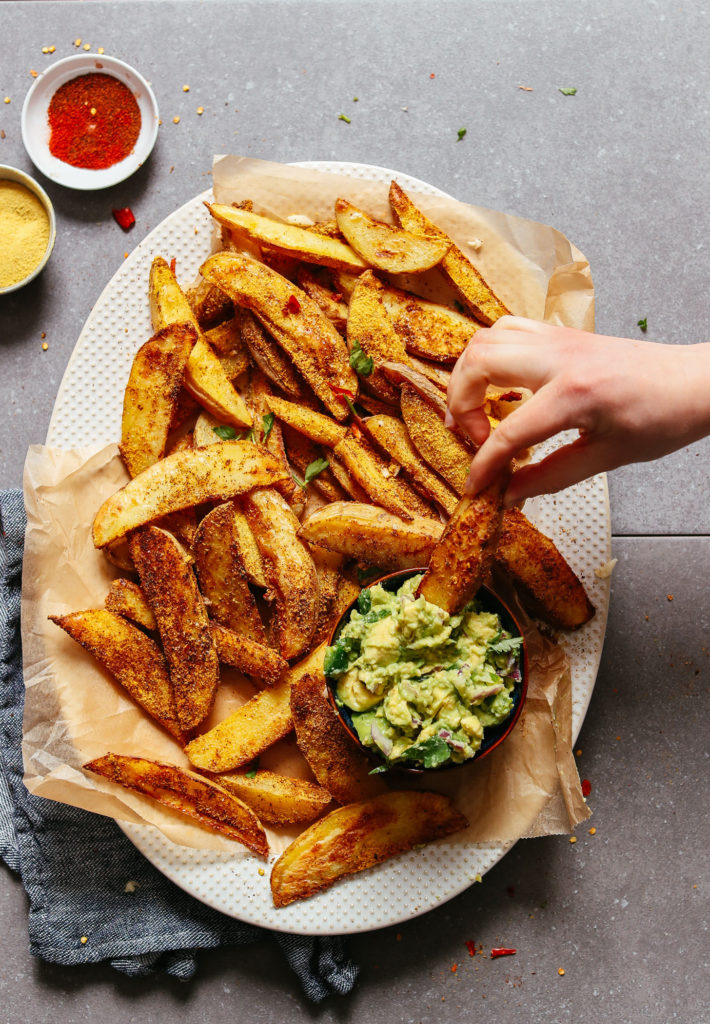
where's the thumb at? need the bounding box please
[505,435,620,504]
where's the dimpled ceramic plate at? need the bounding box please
[46,162,611,934]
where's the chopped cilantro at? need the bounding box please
[212,425,237,440]
[457,127,467,141]
[357,589,372,614]
[489,635,524,655]
[558,87,577,96]
[262,412,275,442]
[245,761,259,779]
[291,471,307,491]
[304,457,329,484]
[397,736,451,769]
[349,339,374,377]
[637,318,648,332]
[338,113,351,123]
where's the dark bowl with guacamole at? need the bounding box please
[325,568,528,774]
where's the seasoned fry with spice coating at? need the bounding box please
[265,394,347,448]
[400,384,473,494]
[380,280,480,364]
[334,198,450,273]
[105,578,157,631]
[210,622,287,686]
[346,271,411,403]
[215,769,331,827]
[130,526,219,733]
[238,309,303,398]
[334,433,434,521]
[270,791,467,907]
[299,502,442,569]
[363,414,458,514]
[84,753,268,855]
[50,609,182,741]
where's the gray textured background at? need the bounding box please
[1,2,708,1022]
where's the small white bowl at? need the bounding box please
[21,54,159,190]
[0,165,56,294]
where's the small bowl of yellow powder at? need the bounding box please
[0,165,56,294]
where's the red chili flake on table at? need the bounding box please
[283,294,301,314]
[451,963,458,973]
[47,72,141,169]
[112,207,135,231]
[465,940,477,957]
[581,778,592,797]
[498,391,522,402]
[490,948,517,959]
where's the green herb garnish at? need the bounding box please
[338,113,351,123]
[558,87,577,96]
[397,736,451,769]
[245,760,259,779]
[457,127,467,141]
[357,589,372,614]
[349,339,374,377]
[262,412,275,442]
[212,425,238,440]
[637,318,648,332]
[304,457,329,485]
[489,635,524,655]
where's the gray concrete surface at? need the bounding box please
[1,2,708,1022]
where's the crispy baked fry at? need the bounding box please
[193,503,267,643]
[243,488,319,660]
[334,198,450,273]
[270,790,467,907]
[495,508,595,629]
[382,361,448,415]
[149,256,253,428]
[299,502,443,569]
[400,383,473,494]
[120,323,198,478]
[204,317,250,381]
[210,623,287,685]
[232,507,267,588]
[346,270,411,403]
[84,753,268,855]
[130,526,219,733]
[50,609,182,741]
[409,356,451,392]
[238,308,303,398]
[323,451,370,502]
[215,769,331,827]
[185,644,326,772]
[282,426,348,504]
[380,281,480,364]
[93,441,288,548]
[105,578,157,631]
[186,276,233,329]
[389,181,510,326]
[201,252,357,420]
[363,414,458,515]
[295,264,349,333]
[290,668,386,805]
[266,394,347,448]
[417,481,506,613]
[206,203,368,271]
[334,433,434,521]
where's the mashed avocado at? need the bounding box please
[324,574,523,770]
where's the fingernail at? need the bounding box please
[444,410,455,429]
[464,474,476,495]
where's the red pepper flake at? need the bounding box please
[581,778,592,797]
[169,257,177,275]
[429,73,436,79]
[283,294,301,314]
[667,594,674,601]
[490,948,516,959]
[332,292,343,302]
[465,940,476,957]
[451,963,458,973]
[498,390,522,402]
[112,207,135,231]
[329,384,356,402]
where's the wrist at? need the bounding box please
[678,343,710,443]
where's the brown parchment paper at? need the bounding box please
[22,156,593,859]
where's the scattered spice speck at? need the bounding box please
[616,735,621,741]
[97,47,104,55]
[401,106,408,112]
[558,87,577,95]
[257,867,265,876]
[41,342,48,351]
[112,207,135,231]
[475,873,482,883]
[451,963,458,973]
[353,96,359,102]
[429,73,436,79]
[338,113,351,123]
[74,38,82,46]
[1,129,5,138]
[396,932,402,941]
[637,317,648,332]
[124,880,139,893]
[3,97,10,104]
[581,778,592,797]
[80,936,88,944]
[40,331,46,339]
[457,127,467,141]
[42,46,50,54]
[569,836,577,844]
[196,106,204,115]
[465,940,476,957]
[589,826,597,835]
[49,45,56,52]
[183,84,190,92]
[83,43,91,51]
[558,967,566,976]
[518,85,533,91]
[667,594,674,601]
[123,251,128,258]
[172,115,180,124]
[30,69,39,78]
[575,748,582,757]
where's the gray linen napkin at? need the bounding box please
[0,489,358,1001]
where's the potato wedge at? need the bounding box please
[149,256,252,428]
[380,281,480,364]
[282,426,348,504]
[186,276,233,329]
[417,481,506,613]
[206,203,368,272]
[323,451,370,502]
[363,414,459,515]
[200,252,357,421]
[266,394,347,448]
[334,198,450,273]
[400,384,473,494]
[246,373,306,514]
[50,609,181,741]
[346,270,411,403]
[271,791,467,907]
[309,546,347,646]
[185,644,326,772]
[333,433,434,521]
[210,623,287,685]
[215,769,331,827]
[382,360,448,415]
[295,264,349,333]
[193,411,228,448]
[239,309,303,398]
[204,317,250,381]
[299,502,443,569]
[495,508,595,630]
[84,753,267,855]
[193,503,267,643]
[120,323,198,478]
[409,356,451,392]
[389,181,510,325]
[290,668,386,805]
[130,526,219,733]
[243,488,319,660]
[105,578,157,631]
[232,508,267,588]
[92,441,289,548]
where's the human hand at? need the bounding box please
[445,316,710,505]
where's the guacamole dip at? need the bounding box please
[324,574,523,771]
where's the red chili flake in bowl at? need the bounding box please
[48,73,141,169]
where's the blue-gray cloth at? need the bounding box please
[0,489,357,1001]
